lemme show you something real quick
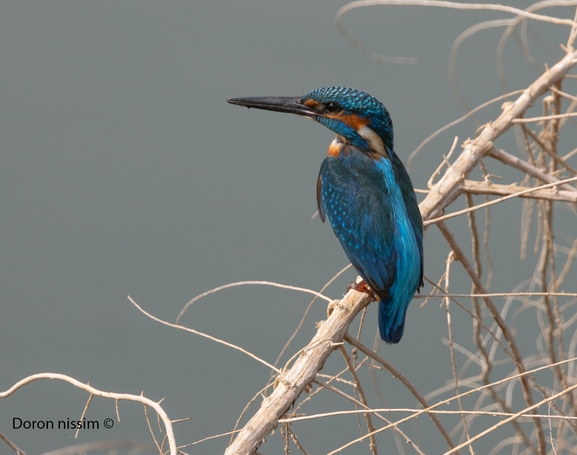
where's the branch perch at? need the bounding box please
[224,292,372,455]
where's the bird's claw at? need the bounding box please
[347,280,377,301]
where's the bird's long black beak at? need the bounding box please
[226,96,317,118]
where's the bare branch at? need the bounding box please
[0,373,178,455]
[462,179,577,202]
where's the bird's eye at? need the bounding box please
[325,102,341,113]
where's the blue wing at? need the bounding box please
[317,153,397,300]
[317,149,423,343]
[391,151,424,289]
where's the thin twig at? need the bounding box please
[344,334,456,450]
[437,221,546,453]
[129,295,280,373]
[339,345,378,455]
[176,281,332,324]
[0,431,26,455]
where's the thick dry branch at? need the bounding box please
[462,180,577,202]
[223,292,372,455]
[420,49,577,220]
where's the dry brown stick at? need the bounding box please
[488,146,577,193]
[0,431,26,455]
[541,200,563,395]
[339,345,378,455]
[286,425,309,455]
[442,252,473,455]
[445,381,577,455]
[311,379,426,455]
[540,86,574,417]
[523,125,577,174]
[344,334,456,451]
[465,194,532,448]
[549,93,575,419]
[437,221,543,455]
[462,179,577,202]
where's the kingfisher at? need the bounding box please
[227,87,423,343]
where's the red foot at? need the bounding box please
[347,280,377,301]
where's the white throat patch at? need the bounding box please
[358,126,387,158]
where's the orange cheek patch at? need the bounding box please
[341,114,370,129]
[335,113,370,129]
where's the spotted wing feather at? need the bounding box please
[317,155,397,299]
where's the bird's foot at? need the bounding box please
[347,280,377,301]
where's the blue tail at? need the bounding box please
[378,298,407,344]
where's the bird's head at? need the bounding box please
[227,86,393,158]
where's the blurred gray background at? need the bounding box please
[1,1,573,453]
